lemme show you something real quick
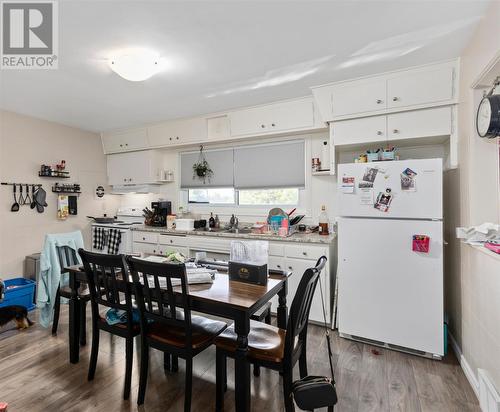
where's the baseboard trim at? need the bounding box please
[449,332,479,399]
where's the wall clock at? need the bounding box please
[476,92,500,139]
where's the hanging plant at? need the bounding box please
[192,145,214,184]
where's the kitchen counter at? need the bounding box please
[131,225,336,244]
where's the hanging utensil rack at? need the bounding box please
[1,182,42,187]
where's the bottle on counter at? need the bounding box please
[214,214,220,229]
[209,212,215,228]
[319,205,329,236]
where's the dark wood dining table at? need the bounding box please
[64,264,290,412]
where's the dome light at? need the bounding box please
[109,49,162,82]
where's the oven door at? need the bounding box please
[91,225,132,255]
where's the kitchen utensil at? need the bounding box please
[35,187,48,213]
[10,185,20,212]
[30,185,37,209]
[18,184,25,206]
[290,214,305,226]
[287,208,297,216]
[24,184,31,207]
[86,216,116,223]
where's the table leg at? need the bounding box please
[277,278,288,329]
[69,274,81,364]
[234,315,251,412]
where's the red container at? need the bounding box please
[412,235,430,253]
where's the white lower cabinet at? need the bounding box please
[283,258,330,324]
[133,242,159,255]
[132,233,333,325]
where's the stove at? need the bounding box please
[91,207,144,254]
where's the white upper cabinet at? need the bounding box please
[387,107,452,141]
[333,115,387,146]
[148,117,207,147]
[207,115,230,140]
[229,98,315,137]
[312,60,458,121]
[101,128,148,154]
[386,66,454,109]
[331,79,386,118]
[107,150,163,186]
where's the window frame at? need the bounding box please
[186,187,300,207]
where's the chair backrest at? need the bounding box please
[284,256,327,358]
[56,245,79,275]
[78,249,134,324]
[126,257,193,349]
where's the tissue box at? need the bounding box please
[228,261,268,286]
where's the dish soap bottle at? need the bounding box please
[214,214,220,229]
[209,212,215,228]
[319,205,329,235]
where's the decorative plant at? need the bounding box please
[192,145,213,184]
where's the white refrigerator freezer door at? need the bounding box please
[338,158,442,219]
[337,217,444,356]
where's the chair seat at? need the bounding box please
[60,285,91,300]
[147,316,227,350]
[98,315,141,332]
[215,320,286,363]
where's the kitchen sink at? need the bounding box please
[223,228,252,234]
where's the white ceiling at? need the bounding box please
[0,0,491,132]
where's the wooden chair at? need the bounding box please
[52,245,89,346]
[78,249,139,400]
[127,257,227,411]
[215,256,327,412]
[249,301,272,377]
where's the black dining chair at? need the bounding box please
[215,256,327,412]
[126,257,227,411]
[78,249,139,400]
[52,245,89,346]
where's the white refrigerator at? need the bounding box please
[337,158,444,358]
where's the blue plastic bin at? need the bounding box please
[0,278,36,311]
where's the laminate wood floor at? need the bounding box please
[0,307,479,412]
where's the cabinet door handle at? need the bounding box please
[392,97,399,102]
[119,144,123,147]
[376,99,383,104]
[377,131,383,136]
[169,137,173,141]
[288,266,293,271]
[170,240,173,243]
[393,129,399,134]
[142,237,146,240]
[176,136,179,140]
[125,143,128,146]
[123,178,127,182]
[261,124,265,128]
[271,123,276,127]
[277,264,281,269]
[302,251,307,256]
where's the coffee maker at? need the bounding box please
[151,201,172,227]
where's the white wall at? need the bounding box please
[445,0,500,394]
[0,110,119,278]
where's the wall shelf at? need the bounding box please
[39,172,70,178]
[312,170,332,176]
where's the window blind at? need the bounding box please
[233,140,305,189]
[180,148,234,188]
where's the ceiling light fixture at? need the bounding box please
[108,49,162,82]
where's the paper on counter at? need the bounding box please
[456,223,500,245]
